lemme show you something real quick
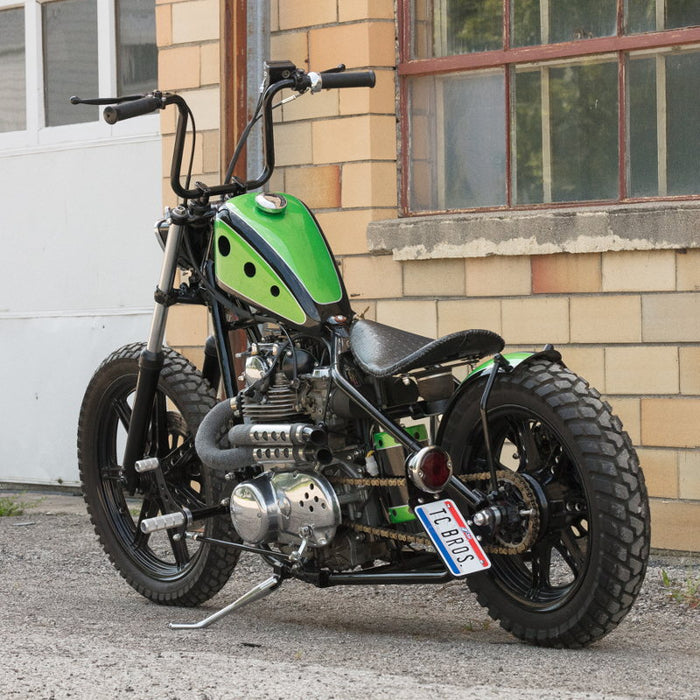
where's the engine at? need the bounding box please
[197,335,388,569]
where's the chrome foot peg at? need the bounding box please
[168,574,282,630]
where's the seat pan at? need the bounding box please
[349,319,504,378]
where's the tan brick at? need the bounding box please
[278,0,337,30]
[315,208,396,256]
[676,249,700,291]
[605,346,679,395]
[607,397,641,444]
[602,250,676,292]
[166,304,209,347]
[338,0,394,21]
[341,161,397,209]
[309,22,396,69]
[649,499,700,551]
[637,449,678,498]
[156,4,172,47]
[502,297,569,344]
[561,346,605,392]
[438,299,502,336]
[312,115,396,163]
[270,30,309,68]
[570,296,641,343]
[270,0,279,31]
[171,0,219,44]
[341,254,403,299]
[175,87,220,130]
[339,69,396,115]
[284,165,340,209]
[679,450,700,499]
[173,346,204,372]
[532,253,601,294]
[642,398,700,448]
[643,293,700,342]
[200,42,220,86]
[402,259,465,298]
[159,45,200,90]
[160,104,176,136]
[282,84,338,121]
[273,121,313,166]
[465,256,531,297]
[350,301,376,322]
[376,300,437,338]
[202,130,219,175]
[679,347,700,395]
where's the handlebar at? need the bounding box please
[312,71,376,90]
[103,94,164,124]
[72,62,376,201]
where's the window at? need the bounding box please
[0,0,156,138]
[0,6,26,133]
[399,0,700,213]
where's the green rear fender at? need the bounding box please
[435,347,564,444]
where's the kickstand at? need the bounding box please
[169,572,283,630]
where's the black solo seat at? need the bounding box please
[349,318,504,379]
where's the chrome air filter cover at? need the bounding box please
[230,471,341,547]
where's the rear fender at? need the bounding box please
[436,346,565,445]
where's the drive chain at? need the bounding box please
[329,472,539,555]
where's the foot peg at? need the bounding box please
[169,574,283,630]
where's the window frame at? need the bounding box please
[0,0,157,152]
[397,0,700,216]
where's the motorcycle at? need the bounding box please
[75,60,650,647]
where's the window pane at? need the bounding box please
[628,56,658,196]
[627,0,700,33]
[512,0,617,47]
[0,8,26,132]
[513,59,618,204]
[43,0,98,126]
[666,51,700,194]
[117,0,157,95]
[409,71,506,211]
[411,0,502,58]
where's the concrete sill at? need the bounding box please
[367,201,700,260]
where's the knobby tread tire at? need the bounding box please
[440,360,650,648]
[78,342,239,607]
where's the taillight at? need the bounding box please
[407,446,453,494]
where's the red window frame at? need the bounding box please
[397,0,700,216]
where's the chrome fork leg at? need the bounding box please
[168,575,283,630]
[147,206,187,353]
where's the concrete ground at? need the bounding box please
[0,489,698,699]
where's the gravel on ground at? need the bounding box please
[0,491,697,700]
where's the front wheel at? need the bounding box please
[78,343,239,606]
[440,360,650,647]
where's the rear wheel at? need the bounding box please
[78,342,239,606]
[440,360,650,647]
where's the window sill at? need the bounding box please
[367,202,700,260]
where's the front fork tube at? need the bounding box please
[122,208,187,490]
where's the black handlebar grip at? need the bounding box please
[319,71,376,89]
[103,95,163,124]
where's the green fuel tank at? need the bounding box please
[214,192,351,330]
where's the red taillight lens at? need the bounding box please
[407,447,453,494]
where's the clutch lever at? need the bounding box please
[70,95,144,106]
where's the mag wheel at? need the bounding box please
[440,360,650,647]
[78,343,239,606]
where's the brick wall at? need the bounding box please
[156,0,221,365]
[157,1,698,551]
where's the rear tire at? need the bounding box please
[440,360,650,647]
[78,343,239,606]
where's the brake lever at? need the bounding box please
[70,95,143,106]
[320,64,346,74]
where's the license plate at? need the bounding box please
[415,499,491,577]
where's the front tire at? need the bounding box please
[440,360,650,647]
[78,343,239,606]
